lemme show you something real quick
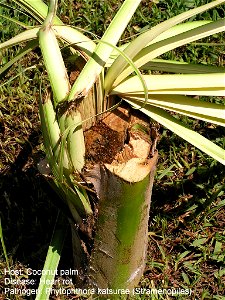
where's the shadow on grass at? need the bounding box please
[0,130,72,272]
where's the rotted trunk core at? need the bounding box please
[84,102,157,166]
[76,101,158,292]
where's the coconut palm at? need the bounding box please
[0,0,224,298]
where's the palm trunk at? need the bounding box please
[77,104,158,292]
[88,154,157,291]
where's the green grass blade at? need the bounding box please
[35,212,68,300]
[68,0,142,101]
[195,184,225,217]
[0,14,30,28]
[126,100,225,165]
[0,40,38,77]
[0,66,36,87]
[105,0,225,91]
[113,19,225,87]
[205,193,225,217]
[0,217,11,274]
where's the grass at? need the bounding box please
[0,0,225,299]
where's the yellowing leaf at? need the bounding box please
[125,100,225,165]
[111,73,225,96]
[123,94,225,127]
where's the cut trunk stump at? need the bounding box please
[82,103,158,292]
